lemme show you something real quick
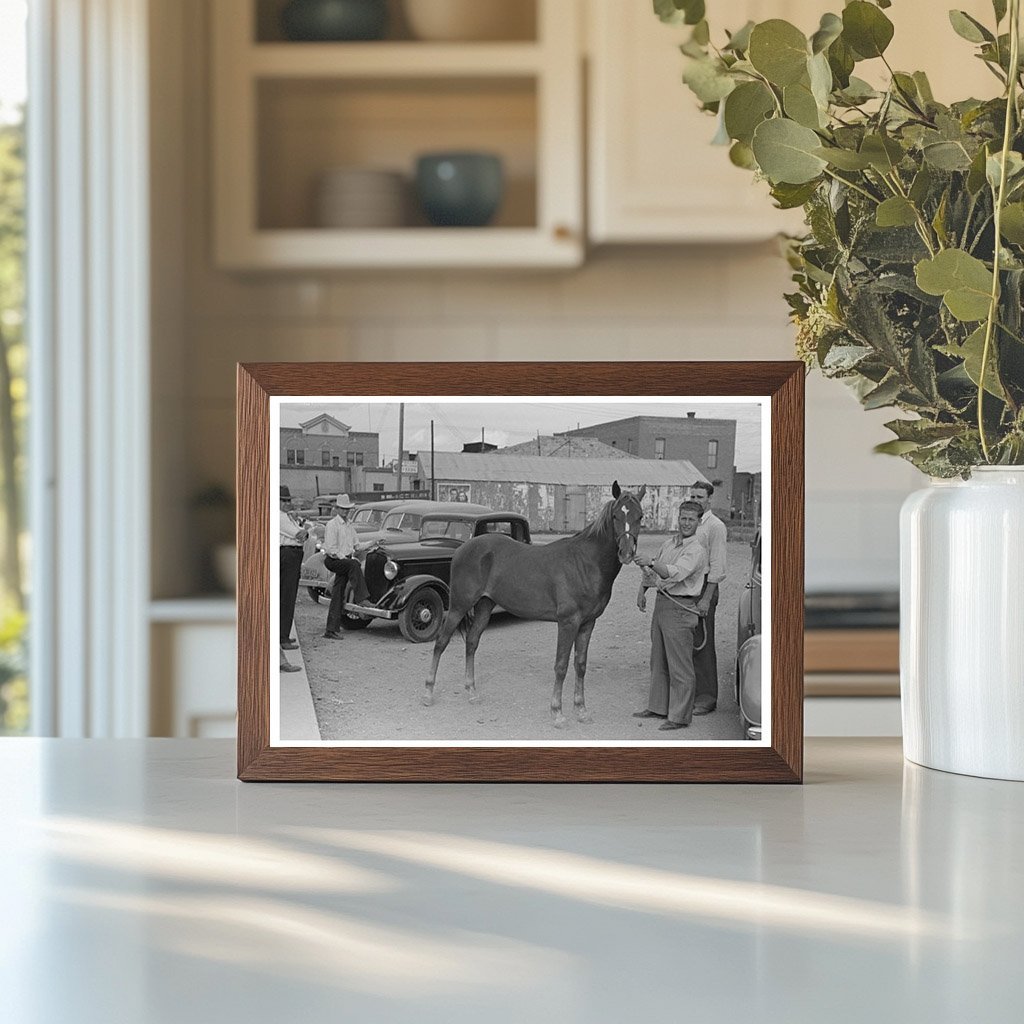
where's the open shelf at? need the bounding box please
[212,0,581,268]
[256,77,538,232]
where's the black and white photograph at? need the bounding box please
[271,397,768,746]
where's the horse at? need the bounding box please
[423,481,647,728]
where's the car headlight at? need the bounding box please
[384,559,399,580]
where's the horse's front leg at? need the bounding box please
[573,619,597,723]
[551,618,579,729]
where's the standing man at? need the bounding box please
[279,485,307,665]
[690,480,728,715]
[323,494,371,640]
[632,501,708,731]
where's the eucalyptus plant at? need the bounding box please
[657,0,1024,475]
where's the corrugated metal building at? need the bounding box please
[418,452,708,532]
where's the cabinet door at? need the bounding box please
[587,0,808,242]
[587,0,996,244]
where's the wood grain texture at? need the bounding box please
[804,629,900,674]
[236,361,805,783]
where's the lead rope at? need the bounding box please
[650,589,708,652]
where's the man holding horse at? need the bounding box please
[633,500,708,731]
[689,480,728,716]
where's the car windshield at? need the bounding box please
[352,509,379,525]
[383,512,421,531]
[421,519,472,542]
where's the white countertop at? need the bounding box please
[1,738,1020,1023]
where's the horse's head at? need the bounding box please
[610,481,646,564]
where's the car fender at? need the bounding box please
[386,575,450,610]
[737,633,762,730]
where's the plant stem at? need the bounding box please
[822,168,880,205]
[979,0,1021,462]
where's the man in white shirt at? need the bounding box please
[690,480,728,715]
[323,493,370,640]
[279,485,308,665]
[632,501,709,730]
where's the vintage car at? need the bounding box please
[301,505,530,643]
[350,499,414,534]
[735,531,762,741]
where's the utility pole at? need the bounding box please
[430,419,436,500]
[396,402,405,493]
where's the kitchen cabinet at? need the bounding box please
[211,0,583,269]
[587,0,999,244]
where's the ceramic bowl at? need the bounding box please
[281,0,388,42]
[415,153,504,228]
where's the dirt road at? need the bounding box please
[293,537,753,743]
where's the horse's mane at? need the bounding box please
[575,497,617,544]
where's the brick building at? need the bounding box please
[418,451,708,533]
[279,414,380,500]
[559,413,737,511]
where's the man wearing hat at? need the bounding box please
[323,494,371,640]
[279,485,308,666]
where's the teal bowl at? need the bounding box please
[281,0,388,42]
[415,153,505,228]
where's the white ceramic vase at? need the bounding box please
[900,467,1024,780]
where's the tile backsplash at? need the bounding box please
[179,246,917,593]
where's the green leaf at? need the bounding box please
[748,20,809,87]
[939,326,1006,398]
[915,249,994,321]
[876,197,918,228]
[993,0,1008,24]
[691,19,710,45]
[770,180,820,209]
[723,81,775,144]
[810,12,843,54]
[967,144,991,194]
[784,80,824,129]
[751,118,828,184]
[948,10,994,44]
[807,51,833,109]
[682,57,736,104]
[837,76,879,104]
[913,71,935,104]
[814,146,872,170]
[862,374,903,409]
[922,141,972,171]
[827,35,856,89]
[1000,203,1024,245]
[653,0,705,26]
[986,150,1024,191]
[860,133,904,173]
[724,20,755,53]
[729,140,757,169]
[874,439,922,455]
[909,164,933,205]
[842,1,895,59]
[884,418,963,443]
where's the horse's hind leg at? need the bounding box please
[551,618,580,729]
[463,597,495,703]
[573,619,597,724]
[423,606,468,706]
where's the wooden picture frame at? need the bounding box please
[238,362,804,782]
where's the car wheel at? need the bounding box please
[398,588,445,644]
